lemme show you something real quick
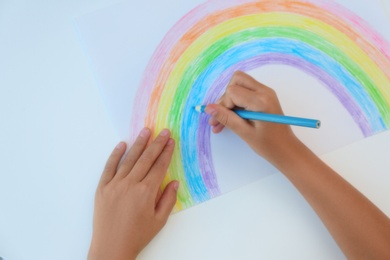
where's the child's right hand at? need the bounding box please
[206,71,300,163]
[208,71,390,260]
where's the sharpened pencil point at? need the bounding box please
[194,105,203,113]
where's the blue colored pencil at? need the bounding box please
[195,105,321,129]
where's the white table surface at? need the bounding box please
[1,1,389,259]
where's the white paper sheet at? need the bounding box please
[76,0,390,210]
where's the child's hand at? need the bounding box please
[88,128,179,260]
[209,72,390,259]
[206,71,299,163]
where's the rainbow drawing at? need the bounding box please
[130,0,390,211]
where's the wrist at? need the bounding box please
[267,135,321,183]
[88,241,138,260]
[263,134,308,170]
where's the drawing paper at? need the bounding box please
[77,0,390,211]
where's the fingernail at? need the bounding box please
[115,142,126,150]
[205,105,216,115]
[167,138,175,146]
[160,129,170,136]
[173,181,180,191]
[139,127,150,138]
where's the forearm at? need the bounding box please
[272,138,390,259]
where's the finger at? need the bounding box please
[115,127,151,179]
[128,129,171,182]
[223,84,282,116]
[155,181,179,220]
[221,85,265,111]
[211,123,225,133]
[205,104,250,136]
[143,138,175,191]
[209,116,220,126]
[155,188,163,206]
[228,70,268,91]
[216,92,235,109]
[208,116,225,133]
[211,86,258,133]
[99,142,127,186]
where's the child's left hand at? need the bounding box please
[88,128,179,260]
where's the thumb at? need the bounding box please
[155,181,179,220]
[205,104,249,135]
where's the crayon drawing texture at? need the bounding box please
[130,0,390,211]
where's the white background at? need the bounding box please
[1,0,390,259]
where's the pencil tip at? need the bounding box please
[194,105,206,113]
